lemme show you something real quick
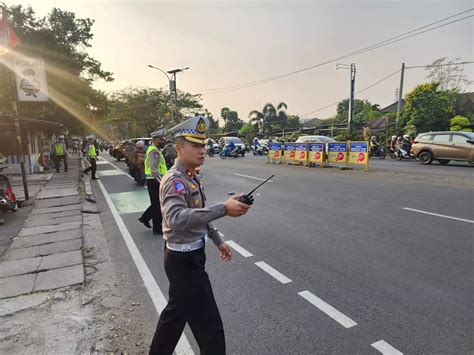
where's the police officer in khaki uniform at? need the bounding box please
[139,130,168,234]
[149,116,250,355]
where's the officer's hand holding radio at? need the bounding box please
[223,194,250,217]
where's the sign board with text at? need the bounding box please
[12,56,49,102]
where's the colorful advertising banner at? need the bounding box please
[268,142,282,160]
[283,143,296,163]
[349,141,369,165]
[327,142,347,163]
[294,143,308,162]
[308,143,324,164]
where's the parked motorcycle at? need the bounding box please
[0,167,18,225]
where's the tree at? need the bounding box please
[0,5,113,134]
[426,57,472,92]
[335,99,381,126]
[221,107,243,132]
[249,102,288,134]
[286,115,302,130]
[449,115,472,132]
[108,87,202,138]
[239,123,256,144]
[203,110,220,135]
[401,82,454,133]
[453,92,474,121]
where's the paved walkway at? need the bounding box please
[0,159,85,299]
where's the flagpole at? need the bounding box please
[1,5,29,200]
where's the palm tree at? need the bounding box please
[249,102,288,134]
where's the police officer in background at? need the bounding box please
[52,135,68,173]
[82,136,98,180]
[149,116,251,355]
[138,130,168,234]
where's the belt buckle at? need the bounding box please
[182,244,191,252]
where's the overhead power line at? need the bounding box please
[300,69,401,117]
[197,9,473,95]
[406,61,474,69]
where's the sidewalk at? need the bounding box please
[0,158,136,353]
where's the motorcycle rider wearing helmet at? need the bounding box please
[390,135,397,150]
[402,134,412,152]
[162,139,177,169]
[130,140,146,181]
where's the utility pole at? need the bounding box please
[396,63,405,125]
[349,63,356,132]
[336,63,356,132]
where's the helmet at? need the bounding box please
[136,140,145,149]
[403,134,409,139]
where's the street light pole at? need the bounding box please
[148,65,189,123]
[167,67,190,120]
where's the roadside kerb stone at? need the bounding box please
[36,187,78,199]
[32,204,82,215]
[41,183,78,189]
[33,264,84,292]
[0,257,41,278]
[23,214,82,228]
[34,209,81,219]
[6,238,82,260]
[18,221,82,237]
[0,250,82,279]
[0,274,35,299]
[35,195,81,208]
[39,250,82,270]
[11,229,82,249]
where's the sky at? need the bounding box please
[12,0,474,123]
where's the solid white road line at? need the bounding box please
[97,180,194,354]
[255,261,292,284]
[298,290,357,329]
[226,240,253,258]
[234,173,273,182]
[371,340,403,355]
[403,207,474,224]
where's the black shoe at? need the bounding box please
[153,230,162,235]
[138,217,151,229]
[83,170,89,175]
[91,177,99,180]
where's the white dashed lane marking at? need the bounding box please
[371,340,403,355]
[298,290,357,329]
[226,240,254,258]
[255,261,292,284]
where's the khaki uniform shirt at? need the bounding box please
[159,160,225,246]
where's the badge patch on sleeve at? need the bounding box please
[173,180,186,194]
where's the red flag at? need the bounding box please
[0,7,21,55]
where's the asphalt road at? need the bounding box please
[93,152,473,354]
